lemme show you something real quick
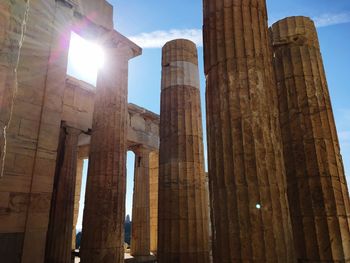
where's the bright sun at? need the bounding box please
[67,32,105,86]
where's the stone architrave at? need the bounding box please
[158,39,210,263]
[202,0,295,262]
[45,126,80,263]
[80,39,139,263]
[131,146,151,258]
[271,16,350,262]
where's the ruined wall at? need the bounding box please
[0,1,74,262]
[0,0,143,262]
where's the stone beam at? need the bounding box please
[63,78,159,151]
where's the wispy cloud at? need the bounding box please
[129,29,203,49]
[129,12,350,49]
[313,12,350,27]
[339,131,350,142]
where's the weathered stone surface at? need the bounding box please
[45,126,80,263]
[62,77,160,150]
[80,40,141,263]
[158,39,210,263]
[203,0,295,262]
[0,1,143,262]
[271,16,350,262]
[0,1,74,262]
[131,147,151,257]
[73,0,114,30]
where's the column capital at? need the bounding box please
[62,125,81,137]
[129,145,153,157]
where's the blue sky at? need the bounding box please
[75,0,350,228]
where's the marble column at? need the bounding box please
[203,0,295,262]
[158,39,210,263]
[149,151,159,255]
[80,45,130,263]
[45,125,80,263]
[271,16,350,262]
[131,147,151,258]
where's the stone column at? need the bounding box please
[271,16,350,262]
[149,151,159,255]
[131,147,151,258]
[158,39,210,263]
[203,0,295,262]
[45,126,80,263]
[80,43,131,263]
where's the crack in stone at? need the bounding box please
[0,0,30,178]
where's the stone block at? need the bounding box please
[11,154,35,177]
[37,123,61,151]
[0,175,31,193]
[0,232,24,263]
[63,85,75,106]
[74,0,113,30]
[16,83,45,106]
[12,100,42,122]
[0,191,10,209]
[8,192,30,213]
[41,107,62,126]
[0,212,26,233]
[19,119,40,140]
[21,228,47,263]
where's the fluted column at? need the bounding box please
[203,0,295,262]
[45,125,80,263]
[131,147,151,257]
[158,39,210,263]
[80,45,130,263]
[149,151,159,255]
[271,16,350,262]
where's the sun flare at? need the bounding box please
[67,32,105,86]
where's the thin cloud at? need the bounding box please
[314,12,350,27]
[129,29,203,49]
[339,131,350,143]
[129,12,350,49]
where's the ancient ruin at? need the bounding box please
[271,16,350,261]
[0,0,349,263]
[158,39,210,263]
[203,0,296,261]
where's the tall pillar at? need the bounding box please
[203,0,295,262]
[45,126,80,263]
[131,146,151,258]
[80,38,140,263]
[149,151,159,255]
[271,16,350,261]
[158,39,210,263]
